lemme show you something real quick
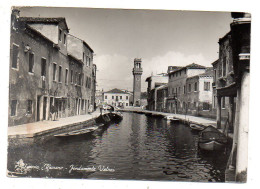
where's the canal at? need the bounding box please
[8,112,231,182]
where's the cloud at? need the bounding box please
[95,51,210,92]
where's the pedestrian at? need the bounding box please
[50,104,58,121]
[99,104,103,115]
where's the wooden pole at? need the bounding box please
[216,96,222,129]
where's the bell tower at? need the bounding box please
[132,58,143,106]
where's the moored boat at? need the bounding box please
[54,125,101,137]
[198,125,228,151]
[190,123,205,131]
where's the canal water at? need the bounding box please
[8,112,230,182]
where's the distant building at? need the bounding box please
[9,10,96,126]
[167,63,207,114]
[132,58,143,106]
[103,88,131,108]
[95,89,104,107]
[145,73,168,111]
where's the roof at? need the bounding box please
[187,70,213,80]
[104,88,129,94]
[68,34,94,53]
[219,31,231,43]
[211,59,219,66]
[168,63,206,75]
[19,17,69,31]
[145,73,168,82]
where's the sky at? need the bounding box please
[19,7,232,92]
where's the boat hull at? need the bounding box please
[199,141,225,151]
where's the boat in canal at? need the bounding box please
[198,125,228,151]
[54,126,100,137]
[189,123,205,131]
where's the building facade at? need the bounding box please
[9,10,96,126]
[145,73,168,111]
[167,63,207,114]
[103,88,131,108]
[132,58,143,106]
[185,70,214,117]
[155,85,168,112]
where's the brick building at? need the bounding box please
[9,10,96,126]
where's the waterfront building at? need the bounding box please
[9,10,96,126]
[185,69,214,117]
[103,88,131,108]
[167,63,207,114]
[155,84,168,112]
[212,31,236,130]
[132,58,143,106]
[145,73,168,111]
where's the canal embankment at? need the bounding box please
[8,111,101,147]
[119,107,233,139]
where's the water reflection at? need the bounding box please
[7,112,230,181]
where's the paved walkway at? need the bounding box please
[121,107,216,126]
[8,111,101,138]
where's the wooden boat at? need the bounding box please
[190,123,205,131]
[198,126,228,151]
[54,126,99,137]
[95,112,123,125]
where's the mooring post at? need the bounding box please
[216,96,222,129]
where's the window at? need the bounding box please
[86,77,88,88]
[126,103,128,106]
[183,86,186,94]
[120,96,122,100]
[11,100,17,116]
[214,69,217,83]
[83,52,85,62]
[71,70,73,83]
[53,63,57,81]
[78,73,81,85]
[112,96,114,99]
[204,82,210,91]
[223,56,227,77]
[203,102,210,110]
[81,74,84,86]
[75,72,77,84]
[179,87,181,94]
[41,58,46,76]
[28,52,34,73]
[188,84,191,92]
[194,102,196,108]
[105,95,107,99]
[12,44,19,69]
[126,96,128,100]
[213,96,216,108]
[27,100,32,114]
[65,69,68,84]
[222,97,226,109]
[64,33,67,44]
[58,66,62,82]
[194,82,198,91]
[59,29,62,41]
[89,78,91,88]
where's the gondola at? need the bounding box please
[198,125,228,151]
[54,126,100,137]
[190,123,205,131]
